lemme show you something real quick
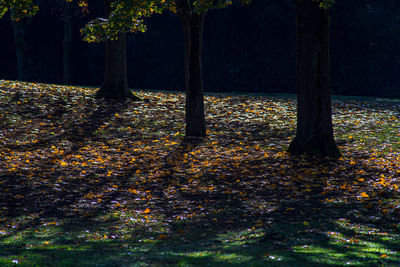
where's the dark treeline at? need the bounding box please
[0,0,399,97]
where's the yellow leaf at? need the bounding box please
[360,192,369,198]
[144,208,150,214]
[43,241,50,245]
[381,254,388,258]
[158,234,168,240]
[129,189,138,194]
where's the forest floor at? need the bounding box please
[0,80,400,266]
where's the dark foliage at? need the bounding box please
[0,0,399,97]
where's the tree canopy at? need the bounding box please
[0,0,38,20]
[81,0,166,42]
[80,0,253,42]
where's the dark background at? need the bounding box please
[0,0,399,97]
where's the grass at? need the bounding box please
[0,80,399,266]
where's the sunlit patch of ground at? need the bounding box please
[0,80,399,266]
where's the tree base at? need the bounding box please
[288,135,341,158]
[95,87,141,101]
[184,120,206,139]
[183,135,204,144]
[184,128,206,139]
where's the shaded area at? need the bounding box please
[0,1,399,96]
[0,81,399,265]
[0,157,399,266]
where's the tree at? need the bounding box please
[50,0,92,85]
[82,0,250,137]
[61,0,74,84]
[175,0,207,137]
[10,14,33,81]
[288,0,341,158]
[81,0,161,101]
[1,0,38,81]
[172,0,251,138]
[93,0,138,100]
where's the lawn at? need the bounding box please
[0,80,400,266]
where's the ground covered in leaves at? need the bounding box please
[0,80,400,266]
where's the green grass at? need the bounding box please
[0,80,399,266]
[1,216,398,266]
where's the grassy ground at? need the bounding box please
[0,80,400,266]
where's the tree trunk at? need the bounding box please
[63,2,73,84]
[177,2,206,138]
[287,0,340,158]
[96,0,140,101]
[11,19,31,82]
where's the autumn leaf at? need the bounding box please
[60,161,68,166]
[360,192,369,198]
[1,80,400,265]
[157,234,169,240]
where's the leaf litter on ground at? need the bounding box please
[0,80,399,266]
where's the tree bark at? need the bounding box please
[176,1,206,138]
[288,0,340,158]
[63,1,73,84]
[96,0,140,101]
[11,18,31,82]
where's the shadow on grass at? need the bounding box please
[1,91,400,265]
[1,98,131,152]
[1,154,400,266]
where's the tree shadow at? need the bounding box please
[1,147,400,266]
[1,93,400,265]
[1,98,133,151]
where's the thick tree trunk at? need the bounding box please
[63,2,73,84]
[288,0,340,158]
[96,0,140,101]
[11,19,31,82]
[177,4,206,138]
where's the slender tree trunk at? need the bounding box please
[288,0,340,158]
[11,19,31,81]
[96,0,140,100]
[176,1,206,138]
[63,2,73,84]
